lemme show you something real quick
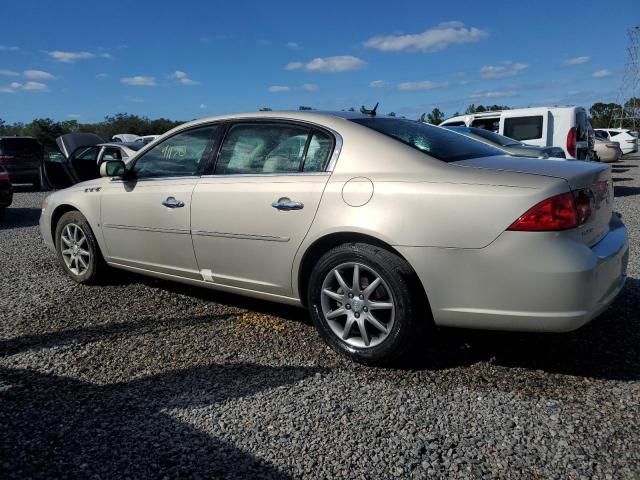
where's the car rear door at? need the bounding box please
[191,121,335,297]
[99,125,219,278]
[499,109,550,148]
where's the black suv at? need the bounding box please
[0,165,13,220]
[0,137,45,189]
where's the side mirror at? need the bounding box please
[100,160,126,177]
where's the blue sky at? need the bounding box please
[0,0,636,123]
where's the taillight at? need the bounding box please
[0,154,12,165]
[0,170,8,181]
[508,189,592,232]
[566,127,577,158]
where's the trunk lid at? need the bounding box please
[56,133,104,158]
[457,155,613,246]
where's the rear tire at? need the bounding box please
[54,211,105,284]
[307,242,424,365]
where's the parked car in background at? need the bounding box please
[43,133,144,189]
[593,138,622,163]
[594,129,638,155]
[0,137,45,189]
[39,111,628,365]
[112,134,141,143]
[443,126,567,159]
[136,135,161,145]
[0,165,13,220]
[440,106,592,160]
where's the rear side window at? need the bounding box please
[0,138,42,156]
[503,116,543,141]
[351,118,502,162]
[215,123,333,174]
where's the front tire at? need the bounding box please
[55,211,104,283]
[307,243,423,365]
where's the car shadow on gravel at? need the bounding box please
[0,207,41,229]
[614,185,640,197]
[0,362,326,479]
[409,278,640,382]
[0,313,237,357]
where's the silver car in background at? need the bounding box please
[39,111,629,365]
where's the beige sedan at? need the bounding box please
[39,111,629,364]
[593,138,622,163]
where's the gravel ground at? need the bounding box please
[1,157,639,479]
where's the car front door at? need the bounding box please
[191,121,335,297]
[100,125,219,278]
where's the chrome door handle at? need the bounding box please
[162,196,185,208]
[272,198,304,211]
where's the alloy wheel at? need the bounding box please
[320,262,395,348]
[60,223,91,276]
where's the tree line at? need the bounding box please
[0,113,183,150]
[1,98,638,151]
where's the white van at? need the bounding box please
[440,106,592,160]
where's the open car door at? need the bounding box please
[43,133,104,188]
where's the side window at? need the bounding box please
[303,131,333,172]
[102,147,123,162]
[504,116,543,141]
[470,118,499,132]
[216,123,311,174]
[131,126,216,179]
[76,147,99,162]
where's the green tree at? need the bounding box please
[298,106,312,110]
[426,108,445,125]
[259,107,272,111]
[589,102,621,128]
[387,112,396,117]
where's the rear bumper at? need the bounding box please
[397,214,629,332]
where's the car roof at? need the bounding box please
[181,110,378,127]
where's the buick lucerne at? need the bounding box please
[39,111,629,364]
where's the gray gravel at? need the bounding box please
[1,157,639,479]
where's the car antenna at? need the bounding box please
[360,102,379,116]
[418,113,426,123]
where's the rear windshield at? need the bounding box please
[350,118,503,162]
[0,138,42,155]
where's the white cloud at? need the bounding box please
[121,76,156,86]
[49,51,95,63]
[0,45,20,51]
[480,61,528,79]
[563,56,590,66]
[285,55,365,72]
[302,83,319,92]
[96,73,108,79]
[592,69,612,78]
[369,80,388,88]
[0,70,19,77]
[23,70,55,80]
[170,70,199,85]
[67,113,81,119]
[199,103,207,109]
[268,85,290,93]
[364,21,488,53]
[285,42,300,49]
[470,90,517,99]
[100,53,113,59]
[398,80,448,91]
[0,81,48,93]
[22,81,48,91]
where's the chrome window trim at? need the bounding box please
[199,171,330,179]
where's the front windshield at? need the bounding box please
[351,118,503,162]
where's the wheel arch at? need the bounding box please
[50,204,80,241]
[296,232,431,317]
